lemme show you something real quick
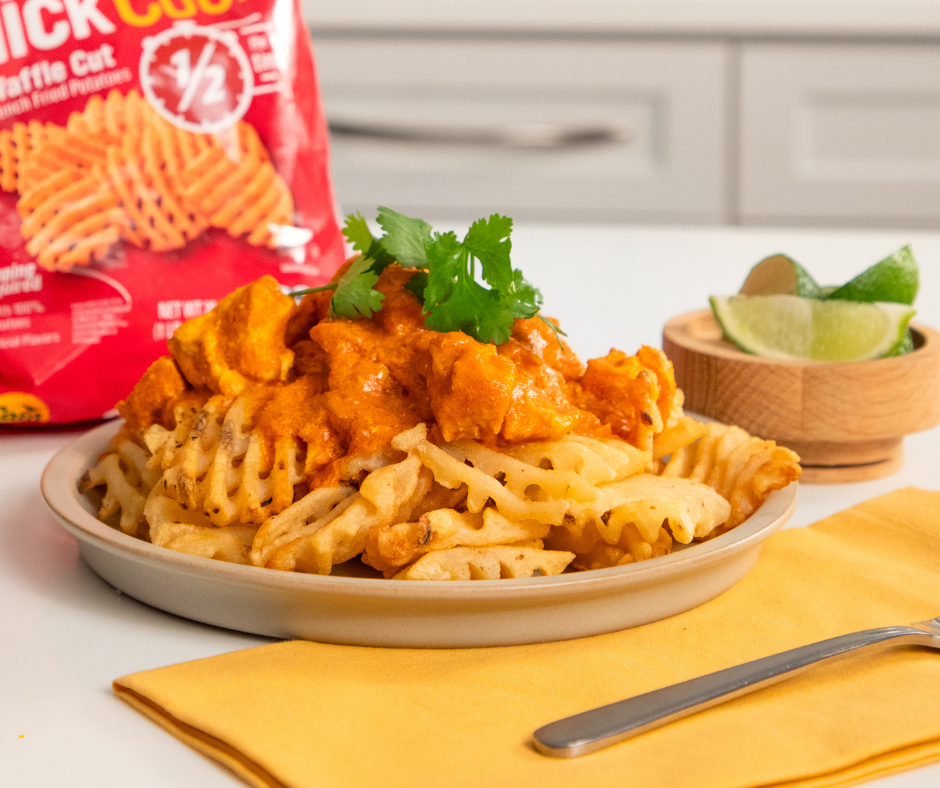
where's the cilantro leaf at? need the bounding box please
[330,255,385,319]
[330,207,558,346]
[537,314,568,350]
[464,214,513,291]
[342,212,397,275]
[425,272,515,344]
[422,231,516,343]
[376,207,432,269]
[502,269,541,319]
[342,212,374,254]
[405,270,429,303]
[420,232,463,309]
[364,240,397,277]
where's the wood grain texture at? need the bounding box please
[663,310,940,482]
[799,451,904,485]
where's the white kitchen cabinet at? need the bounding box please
[313,39,727,223]
[739,45,940,227]
[308,1,940,229]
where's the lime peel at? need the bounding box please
[824,245,919,305]
[739,254,821,298]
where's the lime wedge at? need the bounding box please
[885,329,916,357]
[739,254,821,298]
[710,295,916,361]
[825,245,919,304]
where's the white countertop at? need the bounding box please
[305,0,940,39]
[4,223,940,786]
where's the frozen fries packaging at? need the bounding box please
[0,0,345,424]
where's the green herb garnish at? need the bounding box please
[292,207,559,345]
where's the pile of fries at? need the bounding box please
[0,89,294,271]
[82,273,801,580]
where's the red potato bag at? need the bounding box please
[0,0,345,424]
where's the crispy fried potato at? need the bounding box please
[502,433,650,486]
[144,489,228,562]
[545,516,673,568]
[150,521,258,564]
[564,526,672,571]
[363,507,550,575]
[652,415,707,461]
[408,482,469,521]
[155,392,303,527]
[392,543,574,581]
[565,474,730,546]
[81,438,161,536]
[660,422,801,531]
[11,90,298,270]
[414,436,570,525]
[249,486,356,568]
[263,425,433,574]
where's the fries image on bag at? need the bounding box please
[0,89,296,272]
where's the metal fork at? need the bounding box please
[533,617,940,758]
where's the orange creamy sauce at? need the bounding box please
[118,266,677,492]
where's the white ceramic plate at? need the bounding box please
[41,420,797,648]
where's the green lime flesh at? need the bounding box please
[825,245,919,305]
[710,295,916,362]
[739,254,821,298]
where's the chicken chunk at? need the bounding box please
[116,356,189,433]
[169,276,295,396]
[426,332,516,442]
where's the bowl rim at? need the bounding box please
[41,419,798,602]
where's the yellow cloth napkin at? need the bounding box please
[114,488,940,788]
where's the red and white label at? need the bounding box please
[139,23,254,133]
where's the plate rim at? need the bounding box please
[41,419,798,601]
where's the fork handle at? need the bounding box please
[533,626,933,758]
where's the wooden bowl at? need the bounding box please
[663,311,940,483]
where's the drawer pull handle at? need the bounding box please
[328,119,633,149]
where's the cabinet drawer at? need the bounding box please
[312,39,726,223]
[740,45,940,226]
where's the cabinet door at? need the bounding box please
[313,39,727,223]
[740,45,940,226]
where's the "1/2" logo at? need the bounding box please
[140,22,253,134]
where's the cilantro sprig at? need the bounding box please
[292,207,565,346]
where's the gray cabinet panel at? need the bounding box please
[314,39,727,223]
[740,45,940,226]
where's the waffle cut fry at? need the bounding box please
[31,127,108,181]
[392,543,574,581]
[257,424,435,574]
[4,88,300,272]
[363,507,552,577]
[106,140,189,251]
[80,438,162,537]
[141,116,209,241]
[20,173,125,271]
[180,122,294,248]
[151,391,304,529]
[0,120,58,194]
[67,89,138,146]
[149,520,260,565]
[660,422,802,533]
